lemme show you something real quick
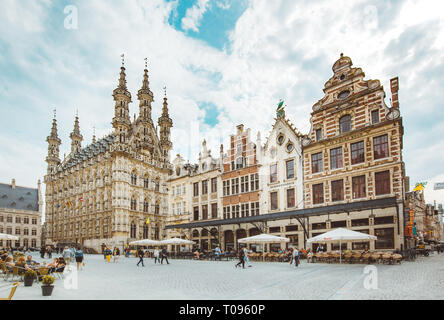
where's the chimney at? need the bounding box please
[390,77,399,109]
[11,178,16,189]
[404,176,410,193]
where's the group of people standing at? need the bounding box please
[103,247,120,263]
[137,248,169,267]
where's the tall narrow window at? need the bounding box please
[270,164,278,183]
[287,188,295,208]
[352,175,366,199]
[211,203,217,219]
[312,183,324,204]
[270,192,278,210]
[202,180,208,195]
[330,147,343,170]
[331,179,344,202]
[373,134,388,160]
[211,178,217,193]
[351,141,365,164]
[311,152,323,173]
[316,129,322,141]
[375,171,390,195]
[371,110,379,124]
[202,205,208,220]
[286,160,295,179]
[231,178,239,195]
[193,207,199,220]
[339,115,351,133]
[193,182,199,197]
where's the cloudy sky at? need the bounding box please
[0,0,443,205]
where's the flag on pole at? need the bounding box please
[79,197,84,201]
[413,182,427,192]
[146,217,150,224]
[277,100,284,110]
[66,201,71,206]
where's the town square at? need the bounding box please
[1,0,444,303]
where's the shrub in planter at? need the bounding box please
[24,269,37,287]
[41,275,55,296]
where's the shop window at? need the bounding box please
[375,228,394,249]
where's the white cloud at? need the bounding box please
[1,0,444,210]
[181,0,210,32]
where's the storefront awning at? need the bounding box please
[164,197,398,230]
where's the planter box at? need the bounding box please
[24,278,34,287]
[42,285,54,296]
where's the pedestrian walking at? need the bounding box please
[293,248,299,268]
[74,246,84,271]
[40,246,46,259]
[161,248,169,264]
[137,248,145,267]
[235,248,245,269]
[243,247,252,267]
[62,246,73,265]
[214,246,221,261]
[153,248,160,264]
[113,247,120,263]
[104,247,112,263]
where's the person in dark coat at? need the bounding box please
[235,248,245,269]
[137,248,145,267]
[40,246,46,258]
[160,248,169,264]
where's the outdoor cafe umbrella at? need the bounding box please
[159,238,195,245]
[306,228,377,263]
[129,239,162,246]
[237,234,290,261]
[0,233,19,241]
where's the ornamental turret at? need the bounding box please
[112,55,132,144]
[158,88,173,159]
[45,112,61,174]
[70,114,83,154]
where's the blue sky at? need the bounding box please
[0,0,443,204]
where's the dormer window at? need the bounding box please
[277,134,285,145]
[339,115,351,133]
[315,129,322,141]
[338,90,350,100]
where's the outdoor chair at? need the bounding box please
[54,266,65,279]
[1,262,12,281]
[351,252,362,264]
[381,253,393,265]
[11,266,26,282]
[0,282,20,300]
[343,252,353,263]
[392,253,402,264]
[361,252,371,264]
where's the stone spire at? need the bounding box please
[70,114,83,154]
[158,87,173,159]
[112,56,132,143]
[46,110,61,174]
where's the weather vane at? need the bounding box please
[121,53,125,67]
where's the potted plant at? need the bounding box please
[24,269,37,287]
[41,275,55,296]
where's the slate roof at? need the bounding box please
[61,134,115,170]
[0,183,39,211]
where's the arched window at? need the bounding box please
[131,171,137,185]
[131,197,137,211]
[143,199,149,213]
[130,223,136,238]
[339,115,351,133]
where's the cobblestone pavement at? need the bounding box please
[6,252,444,300]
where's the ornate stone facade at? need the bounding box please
[302,54,405,250]
[44,63,173,252]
